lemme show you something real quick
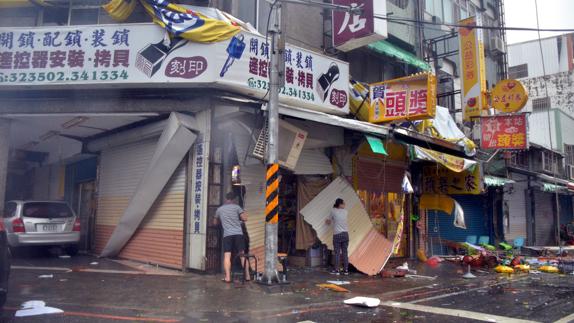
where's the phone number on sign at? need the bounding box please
[248,77,315,102]
[0,70,129,83]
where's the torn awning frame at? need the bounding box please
[274,104,390,138]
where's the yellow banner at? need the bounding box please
[459,16,487,121]
[423,164,482,195]
[414,146,475,173]
[368,73,436,123]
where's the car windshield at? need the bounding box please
[22,202,73,219]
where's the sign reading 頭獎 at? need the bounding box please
[368,73,436,123]
[0,24,349,115]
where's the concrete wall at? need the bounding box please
[521,71,574,118]
[508,36,571,79]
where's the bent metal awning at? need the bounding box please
[276,104,390,137]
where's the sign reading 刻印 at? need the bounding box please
[481,114,528,150]
[0,24,349,115]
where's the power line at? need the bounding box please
[374,14,574,33]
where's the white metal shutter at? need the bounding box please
[241,163,267,271]
[504,174,528,241]
[294,149,333,175]
[95,137,186,268]
[534,190,555,246]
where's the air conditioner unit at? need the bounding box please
[568,165,574,180]
[252,119,308,170]
[490,37,506,55]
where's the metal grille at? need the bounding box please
[509,64,529,79]
[252,123,268,160]
[532,97,551,112]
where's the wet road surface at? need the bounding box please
[1,251,574,322]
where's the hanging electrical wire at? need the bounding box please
[533,0,562,248]
[373,13,574,33]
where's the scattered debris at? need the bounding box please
[316,284,349,292]
[90,262,99,266]
[15,301,63,317]
[38,275,53,279]
[59,279,68,282]
[344,297,380,308]
[326,280,351,285]
[58,255,71,259]
[539,266,559,273]
[405,274,437,280]
[494,265,514,274]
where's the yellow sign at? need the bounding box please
[369,73,437,123]
[491,79,529,113]
[423,164,482,195]
[415,146,471,173]
[459,16,487,121]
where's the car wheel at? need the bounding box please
[65,245,79,256]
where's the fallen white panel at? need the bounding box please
[300,177,394,275]
[15,301,63,317]
[100,113,198,257]
[344,297,381,308]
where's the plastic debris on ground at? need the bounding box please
[344,297,381,308]
[405,274,437,280]
[381,269,407,278]
[38,274,54,279]
[494,265,514,274]
[326,280,351,285]
[15,301,64,317]
[58,255,71,259]
[316,284,350,292]
[539,265,559,273]
[90,262,99,266]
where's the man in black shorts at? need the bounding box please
[214,192,249,282]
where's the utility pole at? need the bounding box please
[263,0,284,285]
[263,0,358,285]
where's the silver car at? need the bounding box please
[3,201,80,255]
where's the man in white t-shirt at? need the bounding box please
[326,198,349,275]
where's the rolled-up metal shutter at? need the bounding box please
[95,137,186,268]
[355,157,405,193]
[504,174,528,241]
[534,190,555,246]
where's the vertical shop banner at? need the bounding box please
[369,73,436,123]
[480,114,528,150]
[0,24,349,115]
[332,0,387,52]
[458,16,487,121]
[423,164,482,195]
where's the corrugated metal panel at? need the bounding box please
[300,177,394,276]
[427,195,488,255]
[294,149,333,175]
[241,163,267,271]
[95,137,186,268]
[355,157,405,193]
[534,190,555,246]
[505,173,528,241]
[560,195,573,228]
[233,133,261,166]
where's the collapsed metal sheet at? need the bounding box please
[300,177,394,276]
[100,113,198,257]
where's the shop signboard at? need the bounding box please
[332,0,387,52]
[480,114,528,150]
[458,16,487,121]
[0,24,349,115]
[423,164,482,195]
[491,79,528,113]
[368,72,436,123]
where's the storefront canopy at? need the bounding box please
[368,40,431,71]
[276,105,390,138]
[485,175,515,187]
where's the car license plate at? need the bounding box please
[41,224,58,232]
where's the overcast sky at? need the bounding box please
[504,0,574,44]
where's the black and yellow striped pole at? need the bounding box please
[265,163,280,224]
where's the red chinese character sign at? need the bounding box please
[491,79,528,113]
[368,73,437,123]
[332,0,387,52]
[481,114,528,150]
